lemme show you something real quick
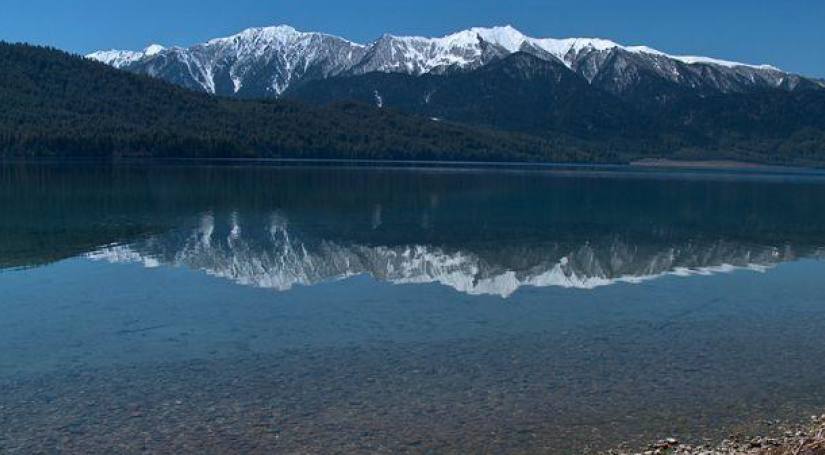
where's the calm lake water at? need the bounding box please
[2,162,825,454]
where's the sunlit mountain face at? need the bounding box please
[88,25,816,99]
[3,163,825,297]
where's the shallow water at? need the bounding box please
[1,162,825,453]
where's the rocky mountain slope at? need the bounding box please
[89,25,822,99]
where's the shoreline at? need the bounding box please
[2,156,824,177]
[629,158,805,171]
[607,414,825,455]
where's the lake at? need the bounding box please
[2,162,825,454]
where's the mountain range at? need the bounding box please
[82,25,825,166]
[88,25,820,99]
[2,24,825,165]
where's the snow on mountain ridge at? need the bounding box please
[670,55,779,71]
[87,24,789,96]
[206,25,365,48]
[89,24,782,72]
[87,44,168,69]
[87,49,145,67]
[367,26,781,72]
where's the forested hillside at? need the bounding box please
[288,52,825,166]
[0,43,597,163]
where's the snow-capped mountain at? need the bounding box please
[90,43,166,67]
[88,25,814,99]
[91,26,367,97]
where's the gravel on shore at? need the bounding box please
[607,414,825,455]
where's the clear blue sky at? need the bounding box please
[2,0,824,77]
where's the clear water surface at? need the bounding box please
[1,162,825,454]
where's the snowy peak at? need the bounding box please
[87,49,144,68]
[416,25,527,53]
[206,25,304,45]
[203,24,364,50]
[351,27,515,75]
[472,25,528,52]
[375,25,524,47]
[87,44,166,68]
[143,44,166,56]
[89,24,368,96]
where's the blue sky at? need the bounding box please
[2,0,824,77]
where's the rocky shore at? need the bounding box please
[608,414,825,455]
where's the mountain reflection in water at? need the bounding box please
[86,211,822,297]
[3,162,824,296]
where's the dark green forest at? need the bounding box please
[0,43,599,163]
